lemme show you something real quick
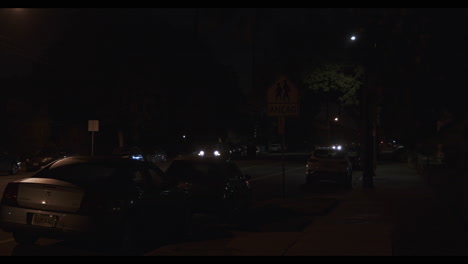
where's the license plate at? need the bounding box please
[32,214,58,228]
[33,163,39,166]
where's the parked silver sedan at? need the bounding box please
[0,156,190,252]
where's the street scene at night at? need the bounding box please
[0,8,467,257]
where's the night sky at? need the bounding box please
[0,8,466,156]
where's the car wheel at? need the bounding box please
[13,232,38,245]
[9,163,19,175]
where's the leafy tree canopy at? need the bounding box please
[303,63,364,106]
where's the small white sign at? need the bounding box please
[88,120,99,132]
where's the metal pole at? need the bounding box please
[91,131,94,157]
[282,130,285,200]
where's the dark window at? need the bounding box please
[33,163,133,187]
[314,149,346,159]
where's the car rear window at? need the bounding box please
[33,163,132,187]
[166,160,227,181]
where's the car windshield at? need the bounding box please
[314,149,346,159]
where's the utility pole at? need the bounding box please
[361,22,383,189]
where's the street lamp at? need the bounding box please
[350,35,357,41]
[334,117,339,122]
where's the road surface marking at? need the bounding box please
[250,166,304,182]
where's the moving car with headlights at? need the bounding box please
[0,149,20,175]
[165,157,252,222]
[0,156,190,251]
[25,148,74,171]
[195,145,224,158]
[306,146,353,189]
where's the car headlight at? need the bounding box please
[198,151,205,157]
[214,150,221,156]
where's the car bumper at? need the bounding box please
[0,205,116,240]
[306,170,346,181]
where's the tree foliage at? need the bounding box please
[303,64,364,106]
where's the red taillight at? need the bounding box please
[1,183,19,207]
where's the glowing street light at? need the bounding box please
[334,117,339,122]
[350,35,356,41]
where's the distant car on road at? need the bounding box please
[306,146,353,189]
[0,156,190,251]
[0,149,20,175]
[194,145,225,159]
[146,148,168,164]
[228,145,247,160]
[165,157,252,222]
[113,145,145,161]
[268,144,283,153]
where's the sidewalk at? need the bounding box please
[146,163,468,256]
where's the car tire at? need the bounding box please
[9,163,19,175]
[13,232,38,245]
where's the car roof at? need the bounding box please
[48,155,148,169]
[315,147,333,150]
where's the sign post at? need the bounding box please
[267,76,299,199]
[88,120,99,156]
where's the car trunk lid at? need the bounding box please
[15,178,84,213]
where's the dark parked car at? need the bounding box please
[0,149,20,175]
[228,144,247,160]
[146,148,168,164]
[0,156,190,253]
[165,157,252,222]
[25,148,76,171]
